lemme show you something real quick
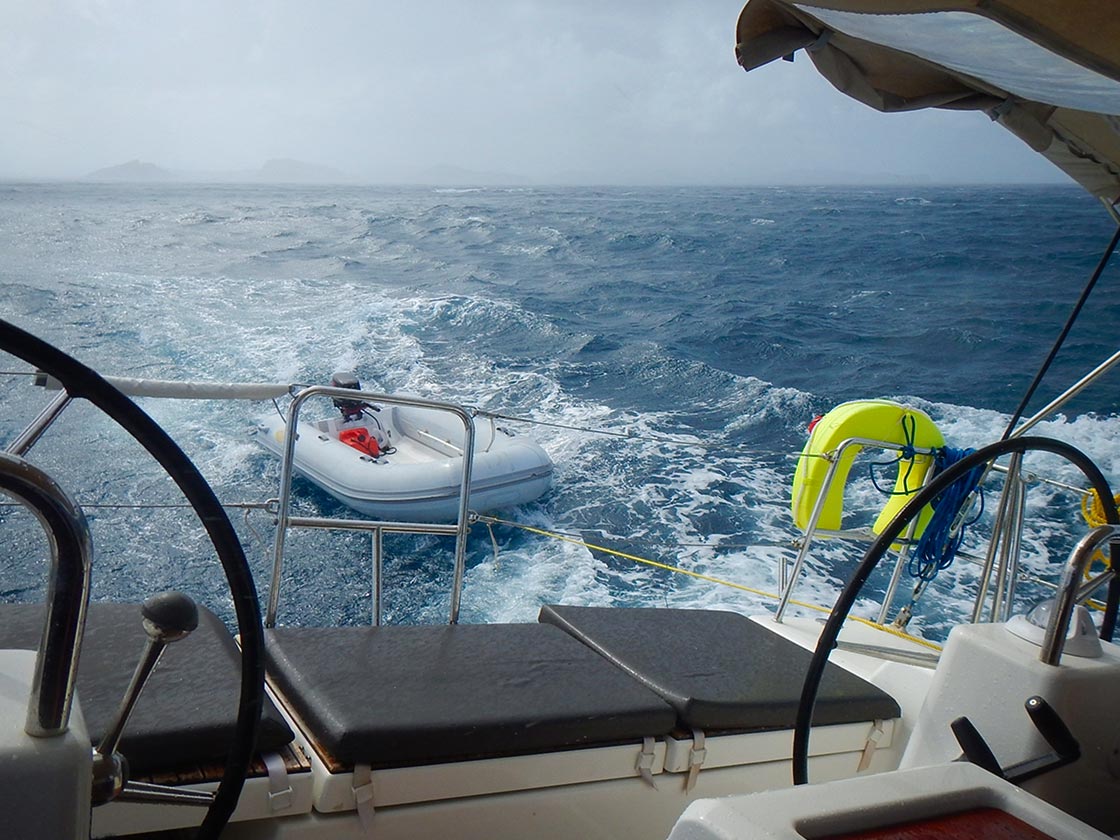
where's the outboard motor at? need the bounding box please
[330,371,367,422]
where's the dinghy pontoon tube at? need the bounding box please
[255,375,554,522]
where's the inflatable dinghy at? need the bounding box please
[255,378,553,523]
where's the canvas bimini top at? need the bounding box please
[734,0,1120,205]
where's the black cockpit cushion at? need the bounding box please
[539,605,901,732]
[0,602,293,775]
[264,622,677,769]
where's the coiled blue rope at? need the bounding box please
[910,447,986,581]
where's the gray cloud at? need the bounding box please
[1,1,1065,184]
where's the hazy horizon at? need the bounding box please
[0,170,1080,190]
[2,2,1071,188]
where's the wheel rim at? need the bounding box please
[0,319,264,838]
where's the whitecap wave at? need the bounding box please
[3,183,1114,641]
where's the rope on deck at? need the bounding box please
[476,514,942,652]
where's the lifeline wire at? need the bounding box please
[0,500,273,512]
[470,408,698,445]
[468,408,830,460]
[1003,220,1120,440]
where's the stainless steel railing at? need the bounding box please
[777,435,941,623]
[1041,523,1119,665]
[263,386,476,628]
[0,452,92,737]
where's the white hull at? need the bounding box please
[255,402,554,521]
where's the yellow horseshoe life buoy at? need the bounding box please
[791,400,944,539]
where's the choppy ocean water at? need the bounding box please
[1,182,1118,639]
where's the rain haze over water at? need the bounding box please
[3,2,1067,187]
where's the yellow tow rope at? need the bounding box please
[478,515,942,653]
[1080,488,1120,580]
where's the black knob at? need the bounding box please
[93,591,201,803]
[1025,696,1080,761]
[141,591,198,640]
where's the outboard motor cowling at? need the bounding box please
[330,371,367,421]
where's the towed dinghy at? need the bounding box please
[255,373,554,522]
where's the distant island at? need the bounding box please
[86,160,175,182]
[83,159,532,186]
[84,158,350,184]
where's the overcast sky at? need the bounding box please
[2,1,1066,185]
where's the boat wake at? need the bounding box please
[1,185,1116,640]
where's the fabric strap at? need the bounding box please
[352,763,376,836]
[635,736,658,789]
[857,720,885,773]
[685,729,707,792]
[262,752,292,811]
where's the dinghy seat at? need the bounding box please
[538,605,900,732]
[0,602,296,777]
[263,622,678,772]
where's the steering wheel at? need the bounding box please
[0,319,264,838]
[791,435,1119,786]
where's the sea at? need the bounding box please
[2,182,1119,641]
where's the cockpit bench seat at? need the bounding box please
[0,601,295,775]
[0,601,308,834]
[263,622,678,773]
[538,605,901,733]
[260,611,904,818]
